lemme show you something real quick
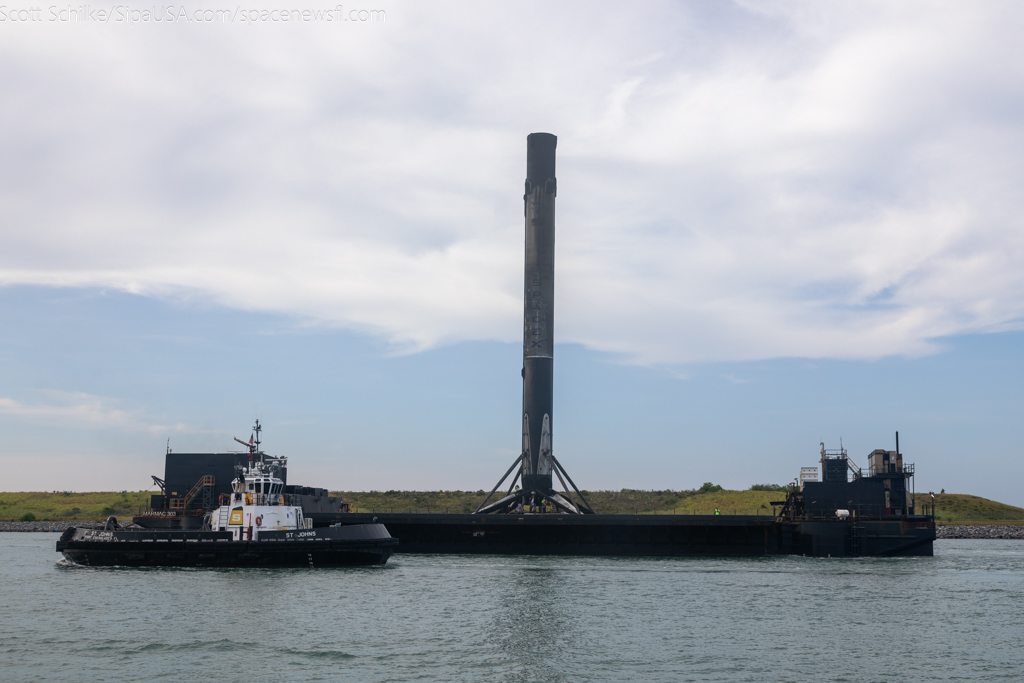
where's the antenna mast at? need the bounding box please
[254,419,262,464]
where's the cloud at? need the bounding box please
[0,391,209,435]
[0,392,137,428]
[1,1,1022,362]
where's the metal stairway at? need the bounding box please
[170,475,215,510]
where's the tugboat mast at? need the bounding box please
[233,419,263,464]
[253,419,262,465]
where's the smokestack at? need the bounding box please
[520,133,557,495]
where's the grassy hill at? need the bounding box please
[336,488,787,516]
[0,490,151,522]
[336,488,1024,522]
[2,488,1021,525]
[923,493,1024,524]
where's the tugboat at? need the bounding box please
[56,422,398,567]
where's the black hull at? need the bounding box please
[334,513,935,558]
[58,541,394,567]
[56,524,397,568]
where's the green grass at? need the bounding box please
[0,491,151,522]
[337,489,1024,523]
[922,493,1024,525]
[3,488,1021,524]
[336,488,789,516]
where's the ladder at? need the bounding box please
[850,518,862,556]
[169,475,215,510]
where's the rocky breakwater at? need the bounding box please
[937,525,1024,539]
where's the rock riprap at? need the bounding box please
[937,525,1024,539]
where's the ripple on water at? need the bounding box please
[4,536,1022,682]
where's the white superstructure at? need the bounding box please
[207,422,312,540]
[799,467,818,490]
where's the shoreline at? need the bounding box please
[935,524,1024,539]
[3,520,1023,538]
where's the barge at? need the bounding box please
[328,437,933,558]
[332,511,933,558]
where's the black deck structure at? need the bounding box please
[136,423,347,530]
[139,455,344,529]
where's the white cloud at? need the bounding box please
[0,392,137,428]
[1,0,1022,362]
[0,392,208,435]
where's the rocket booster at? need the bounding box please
[521,133,557,493]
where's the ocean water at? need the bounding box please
[1,534,1021,682]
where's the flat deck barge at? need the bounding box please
[336,512,934,557]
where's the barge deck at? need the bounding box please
[335,512,934,557]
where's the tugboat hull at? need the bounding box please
[57,524,397,568]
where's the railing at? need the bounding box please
[169,475,215,510]
[867,462,915,477]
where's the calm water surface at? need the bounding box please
[1,534,1021,682]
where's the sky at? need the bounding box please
[1,1,1022,505]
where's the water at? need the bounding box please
[1,535,1022,682]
